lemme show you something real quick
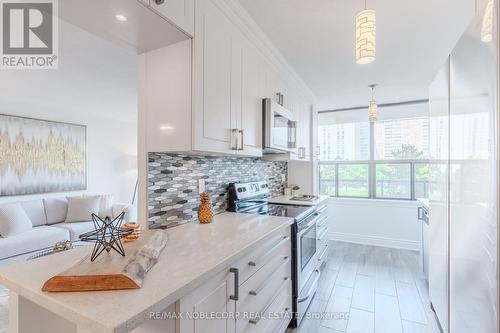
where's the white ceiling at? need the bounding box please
[239,0,475,110]
[0,19,138,123]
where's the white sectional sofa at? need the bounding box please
[0,196,134,263]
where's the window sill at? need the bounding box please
[326,196,420,208]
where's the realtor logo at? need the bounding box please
[0,0,58,69]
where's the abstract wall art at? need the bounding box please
[0,114,87,196]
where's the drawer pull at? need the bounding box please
[317,205,327,214]
[248,277,289,325]
[317,227,328,241]
[250,274,289,296]
[317,244,329,262]
[317,216,328,227]
[248,236,289,267]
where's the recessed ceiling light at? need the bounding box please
[115,14,127,22]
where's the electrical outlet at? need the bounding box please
[198,179,205,194]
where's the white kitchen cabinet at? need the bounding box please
[193,0,238,155]
[178,226,292,333]
[149,0,194,37]
[239,39,265,156]
[193,0,263,157]
[289,95,311,162]
[178,269,236,333]
[139,0,314,159]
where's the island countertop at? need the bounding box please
[0,212,293,333]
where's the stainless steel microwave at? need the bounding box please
[262,98,297,154]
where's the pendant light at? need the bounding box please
[368,84,378,122]
[481,0,495,43]
[356,0,376,64]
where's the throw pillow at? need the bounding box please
[65,196,102,223]
[0,203,33,237]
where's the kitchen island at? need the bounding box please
[0,212,293,333]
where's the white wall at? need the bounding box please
[0,20,138,205]
[326,198,422,251]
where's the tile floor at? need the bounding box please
[0,241,441,333]
[287,241,441,333]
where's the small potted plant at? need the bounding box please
[291,185,301,196]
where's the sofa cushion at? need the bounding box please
[0,203,33,237]
[65,196,101,223]
[52,222,95,241]
[43,198,68,224]
[0,226,70,260]
[20,200,47,227]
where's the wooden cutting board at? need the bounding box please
[42,230,168,292]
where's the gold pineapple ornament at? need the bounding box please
[198,192,214,224]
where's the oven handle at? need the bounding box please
[298,214,320,236]
[297,269,321,303]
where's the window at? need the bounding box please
[374,118,429,160]
[319,164,336,197]
[338,164,369,197]
[375,163,411,199]
[318,122,370,161]
[414,163,430,199]
[318,105,430,200]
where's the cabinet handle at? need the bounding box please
[229,267,239,301]
[154,0,164,4]
[231,129,239,150]
[248,236,289,267]
[249,259,289,296]
[238,129,244,151]
[298,147,306,159]
[249,276,289,325]
[288,121,297,149]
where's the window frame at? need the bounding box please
[318,121,430,201]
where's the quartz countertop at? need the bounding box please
[268,195,330,207]
[0,213,293,333]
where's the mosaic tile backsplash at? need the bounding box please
[148,153,288,229]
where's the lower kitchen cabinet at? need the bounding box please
[316,202,329,267]
[178,269,236,333]
[178,226,292,333]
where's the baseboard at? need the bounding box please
[327,232,420,251]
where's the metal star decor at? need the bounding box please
[79,212,133,262]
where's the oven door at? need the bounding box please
[296,214,319,293]
[263,98,297,153]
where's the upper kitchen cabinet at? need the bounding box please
[297,99,312,161]
[148,0,195,37]
[193,0,238,155]
[139,0,315,158]
[239,39,266,156]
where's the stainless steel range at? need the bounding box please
[227,181,321,327]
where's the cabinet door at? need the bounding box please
[193,0,238,154]
[239,39,264,157]
[300,100,311,161]
[179,269,236,333]
[150,0,194,36]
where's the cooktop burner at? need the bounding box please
[289,195,319,202]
